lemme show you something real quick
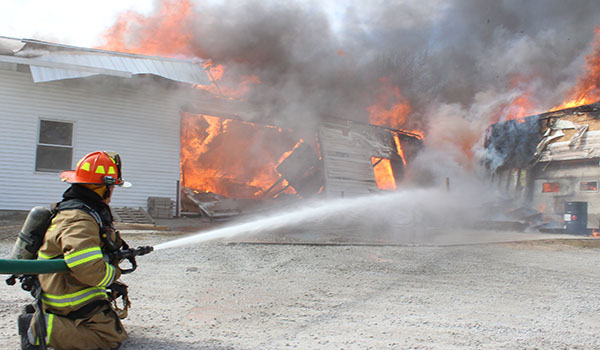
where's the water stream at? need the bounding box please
[154,189,435,250]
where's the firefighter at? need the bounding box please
[19,151,131,350]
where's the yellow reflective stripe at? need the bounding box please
[37,252,60,260]
[80,162,91,171]
[95,165,106,174]
[98,263,115,287]
[67,254,103,268]
[64,247,103,268]
[65,247,101,259]
[46,313,54,344]
[42,287,107,308]
[108,166,116,175]
[47,218,57,232]
[33,312,55,345]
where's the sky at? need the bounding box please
[0,0,155,46]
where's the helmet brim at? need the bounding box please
[59,170,77,183]
[120,181,132,188]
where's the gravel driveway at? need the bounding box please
[1,227,600,350]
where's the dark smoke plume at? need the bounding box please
[103,0,600,160]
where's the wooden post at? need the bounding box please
[176,180,181,218]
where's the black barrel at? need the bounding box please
[564,202,588,235]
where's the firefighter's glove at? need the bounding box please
[107,281,130,319]
[107,281,128,298]
[118,234,128,250]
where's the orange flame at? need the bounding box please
[551,26,600,111]
[276,139,304,166]
[367,77,424,144]
[101,0,195,57]
[100,0,259,99]
[504,93,537,121]
[491,75,540,124]
[181,113,299,198]
[368,77,413,129]
[371,157,396,190]
[392,134,407,166]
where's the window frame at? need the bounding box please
[579,180,598,192]
[541,181,560,193]
[35,118,75,173]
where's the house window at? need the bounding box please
[542,182,560,193]
[36,120,73,172]
[580,181,598,192]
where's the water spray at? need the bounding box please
[153,188,453,250]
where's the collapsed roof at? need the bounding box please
[484,102,600,171]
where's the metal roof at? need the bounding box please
[0,36,212,85]
[26,53,211,85]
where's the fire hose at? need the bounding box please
[2,245,153,276]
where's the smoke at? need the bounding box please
[102,0,600,184]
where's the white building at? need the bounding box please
[0,37,211,211]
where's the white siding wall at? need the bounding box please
[0,68,183,211]
[318,122,379,198]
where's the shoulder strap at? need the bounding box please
[54,199,104,229]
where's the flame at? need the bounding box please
[198,62,262,99]
[368,77,413,129]
[181,113,298,198]
[491,75,540,124]
[276,139,304,166]
[101,0,195,57]
[593,230,600,238]
[551,26,600,111]
[496,27,600,118]
[371,157,396,190]
[392,134,407,166]
[367,77,424,143]
[503,92,536,121]
[100,0,259,99]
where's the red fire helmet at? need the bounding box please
[60,151,132,187]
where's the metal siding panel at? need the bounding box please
[112,56,128,71]
[318,123,378,198]
[30,65,97,82]
[162,61,178,80]
[0,69,181,211]
[37,54,211,85]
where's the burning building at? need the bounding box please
[178,102,423,217]
[484,102,600,232]
[0,35,423,216]
[179,109,422,211]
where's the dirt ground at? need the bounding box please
[1,214,600,349]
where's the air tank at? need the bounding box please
[9,206,53,260]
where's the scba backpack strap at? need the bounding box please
[54,199,105,231]
[55,199,122,261]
